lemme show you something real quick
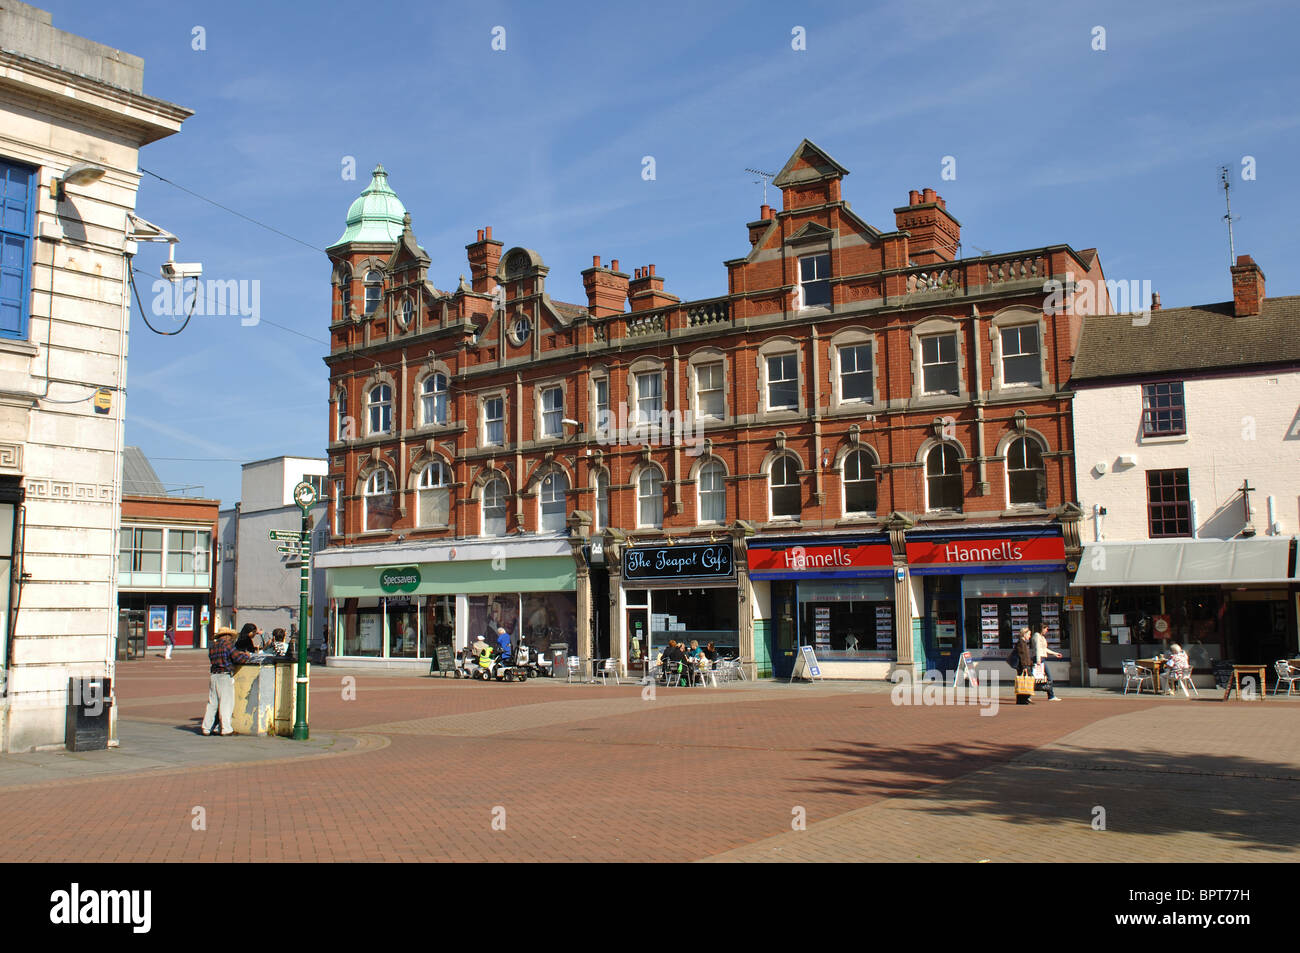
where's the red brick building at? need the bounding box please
[317,140,1106,680]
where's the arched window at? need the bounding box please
[842,450,877,516]
[926,444,962,512]
[638,468,663,529]
[698,460,726,524]
[482,477,508,536]
[338,271,352,320]
[1007,437,1047,506]
[364,270,382,315]
[367,384,392,434]
[769,456,801,519]
[539,471,568,533]
[363,469,396,532]
[335,387,348,442]
[401,297,413,326]
[421,374,447,426]
[416,462,451,527]
[594,472,609,532]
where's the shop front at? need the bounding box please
[319,539,578,670]
[748,536,897,680]
[906,529,1069,680]
[1072,538,1298,687]
[619,541,737,676]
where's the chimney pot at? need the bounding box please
[909,190,920,206]
[476,229,484,242]
[1151,292,1161,311]
[922,188,937,203]
[485,226,493,239]
[593,255,601,268]
[760,204,772,220]
[649,264,656,276]
[611,259,619,272]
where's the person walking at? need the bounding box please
[1031,626,1061,701]
[201,627,253,736]
[163,625,175,661]
[1014,628,1035,704]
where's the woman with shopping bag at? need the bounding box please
[1031,627,1061,701]
[1013,629,1035,704]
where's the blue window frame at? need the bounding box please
[0,159,36,340]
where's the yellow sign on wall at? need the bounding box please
[92,388,112,415]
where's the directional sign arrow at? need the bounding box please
[270,530,306,540]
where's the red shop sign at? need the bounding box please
[906,537,1066,566]
[748,542,894,573]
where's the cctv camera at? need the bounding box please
[161,260,203,280]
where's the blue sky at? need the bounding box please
[41,0,1300,505]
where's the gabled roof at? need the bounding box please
[1071,295,1300,383]
[772,139,850,188]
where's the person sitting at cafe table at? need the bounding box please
[687,640,702,659]
[703,642,718,662]
[1164,643,1191,694]
[662,640,686,682]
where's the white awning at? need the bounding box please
[1073,538,1296,587]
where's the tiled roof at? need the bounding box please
[1071,295,1300,383]
[551,300,589,320]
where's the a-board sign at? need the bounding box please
[430,644,454,676]
[953,651,978,688]
[790,644,823,683]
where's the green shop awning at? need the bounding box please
[326,557,576,599]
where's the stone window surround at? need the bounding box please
[358,462,396,533]
[833,443,880,518]
[827,327,881,412]
[760,448,806,522]
[911,316,967,401]
[589,464,611,532]
[588,364,610,433]
[916,436,969,513]
[994,429,1050,509]
[414,361,453,429]
[687,347,729,422]
[631,461,667,529]
[627,356,668,425]
[688,454,729,526]
[988,308,1049,397]
[479,387,509,448]
[757,337,805,416]
[532,463,572,533]
[533,376,569,443]
[364,371,397,436]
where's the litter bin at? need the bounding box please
[231,659,276,735]
[550,643,568,679]
[66,677,111,751]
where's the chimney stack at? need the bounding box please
[1151,292,1161,312]
[1230,254,1266,317]
[894,188,961,265]
[581,257,630,318]
[628,263,679,313]
[465,225,503,294]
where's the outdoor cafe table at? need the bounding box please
[1136,657,1165,693]
[1225,664,1267,701]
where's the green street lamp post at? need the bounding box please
[290,481,317,740]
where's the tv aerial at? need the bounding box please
[745,167,776,206]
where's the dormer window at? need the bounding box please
[799,254,831,308]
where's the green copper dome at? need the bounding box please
[329,164,407,247]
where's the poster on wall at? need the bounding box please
[874,606,893,650]
[1041,603,1061,647]
[148,606,167,634]
[175,606,194,632]
[359,613,382,653]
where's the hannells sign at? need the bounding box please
[379,566,421,593]
[623,543,734,581]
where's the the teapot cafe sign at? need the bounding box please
[622,543,734,581]
[379,566,421,593]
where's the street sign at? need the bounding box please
[270,530,305,541]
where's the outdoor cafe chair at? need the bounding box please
[1273,660,1300,696]
[565,656,584,684]
[1122,659,1153,695]
[594,657,621,686]
[662,661,684,687]
[691,658,716,688]
[1168,667,1198,698]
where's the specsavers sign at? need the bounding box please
[379,566,421,593]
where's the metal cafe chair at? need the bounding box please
[692,658,717,688]
[1273,660,1300,696]
[594,657,621,686]
[1122,659,1153,695]
[1168,667,1198,698]
[565,655,584,684]
[662,661,684,688]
